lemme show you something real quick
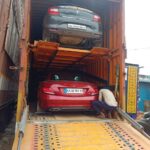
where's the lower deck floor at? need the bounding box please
[12,113,150,150]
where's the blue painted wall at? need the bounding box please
[138,82,150,112]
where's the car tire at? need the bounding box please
[144,112,150,118]
[82,40,93,50]
[42,30,50,41]
[50,33,58,42]
[138,119,150,135]
[93,38,103,47]
[43,29,58,43]
[82,39,102,50]
[93,41,101,47]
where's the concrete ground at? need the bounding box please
[0,117,15,150]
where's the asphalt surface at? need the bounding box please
[0,117,15,150]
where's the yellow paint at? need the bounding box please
[16,122,127,150]
[127,66,138,113]
[48,123,120,150]
[16,92,23,122]
[12,118,150,150]
[12,124,35,150]
[12,131,19,150]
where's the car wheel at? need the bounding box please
[42,30,50,41]
[138,119,150,135]
[144,112,150,118]
[93,39,103,47]
[82,40,93,50]
[93,41,101,47]
[50,33,58,42]
[43,31,58,43]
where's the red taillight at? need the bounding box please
[88,88,98,96]
[48,7,60,15]
[42,87,55,95]
[91,88,98,96]
[93,15,101,22]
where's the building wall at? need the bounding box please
[138,82,150,112]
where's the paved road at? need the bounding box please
[0,117,15,150]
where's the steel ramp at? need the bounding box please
[13,119,150,150]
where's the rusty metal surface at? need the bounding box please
[0,0,11,53]
[4,0,24,65]
[0,0,24,108]
[0,51,18,108]
[31,41,110,70]
[16,0,30,122]
[0,0,20,125]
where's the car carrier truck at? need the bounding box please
[1,0,149,149]
[0,0,21,131]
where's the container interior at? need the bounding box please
[27,0,124,111]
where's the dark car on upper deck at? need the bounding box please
[42,5,103,49]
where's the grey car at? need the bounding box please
[42,5,103,49]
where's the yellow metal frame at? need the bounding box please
[13,120,150,150]
[127,66,138,113]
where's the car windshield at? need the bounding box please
[51,74,82,81]
[46,70,107,85]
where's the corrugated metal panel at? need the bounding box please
[0,51,17,80]
[0,74,18,91]
[0,51,19,108]
[0,0,24,109]
[83,57,109,87]
[0,0,11,53]
[83,0,125,104]
[0,76,18,106]
[108,1,125,108]
[4,0,24,65]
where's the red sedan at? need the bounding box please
[38,75,98,111]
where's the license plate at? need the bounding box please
[68,24,86,30]
[64,88,83,94]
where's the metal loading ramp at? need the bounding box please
[13,118,150,150]
[31,41,110,69]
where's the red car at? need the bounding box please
[38,75,98,111]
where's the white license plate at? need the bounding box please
[64,88,83,94]
[68,24,86,30]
